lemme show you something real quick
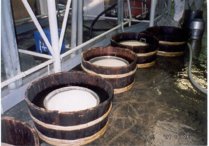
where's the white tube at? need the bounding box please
[1,60,54,88]
[84,15,149,23]
[18,49,53,59]
[71,0,78,57]
[15,9,67,23]
[78,0,83,46]
[127,0,132,26]
[61,20,131,59]
[136,11,149,18]
[22,0,55,57]
[149,0,157,27]
[59,0,72,51]
[15,14,47,23]
[47,0,61,72]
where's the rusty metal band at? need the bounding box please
[81,64,137,79]
[114,80,135,94]
[157,51,184,57]
[137,60,156,68]
[29,103,112,131]
[137,49,158,57]
[159,41,187,45]
[35,121,108,146]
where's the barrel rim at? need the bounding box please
[1,116,40,146]
[25,71,114,115]
[110,32,159,52]
[145,26,188,42]
[81,46,138,75]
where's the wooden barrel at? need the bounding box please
[110,32,159,68]
[81,46,137,94]
[145,26,188,57]
[1,117,39,146]
[25,71,113,145]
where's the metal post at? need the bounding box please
[39,0,48,15]
[167,0,172,14]
[117,0,124,32]
[1,16,16,90]
[22,0,55,57]
[149,0,157,27]
[127,0,132,26]
[1,0,22,89]
[47,0,61,72]
[71,0,78,57]
[59,0,72,51]
[78,0,83,54]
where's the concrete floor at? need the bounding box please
[2,55,207,145]
[1,1,207,146]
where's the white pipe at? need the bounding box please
[136,11,148,18]
[127,0,132,26]
[14,9,67,23]
[15,14,48,23]
[59,0,72,51]
[22,0,55,57]
[1,60,54,88]
[61,20,131,59]
[18,49,53,59]
[149,0,157,27]
[78,0,83,47]
[47,0,61,72]
[71,0,78,57]
[84,15,149,23]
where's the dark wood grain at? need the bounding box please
[1,117,39,146]
[82,46,138,90]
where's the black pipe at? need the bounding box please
[89,0,150,38]
[89,3,118,38]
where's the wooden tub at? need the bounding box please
[145,26,188,57]
[25,71,114,145]
[111,32,159,68]
[1,117,39,146]
[81,46,137,94]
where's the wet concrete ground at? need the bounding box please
[2,53,207,145]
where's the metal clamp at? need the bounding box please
[140,38,146,43]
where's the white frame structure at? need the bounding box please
[1,0,158,113]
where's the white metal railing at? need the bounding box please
[1,0,154,89]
